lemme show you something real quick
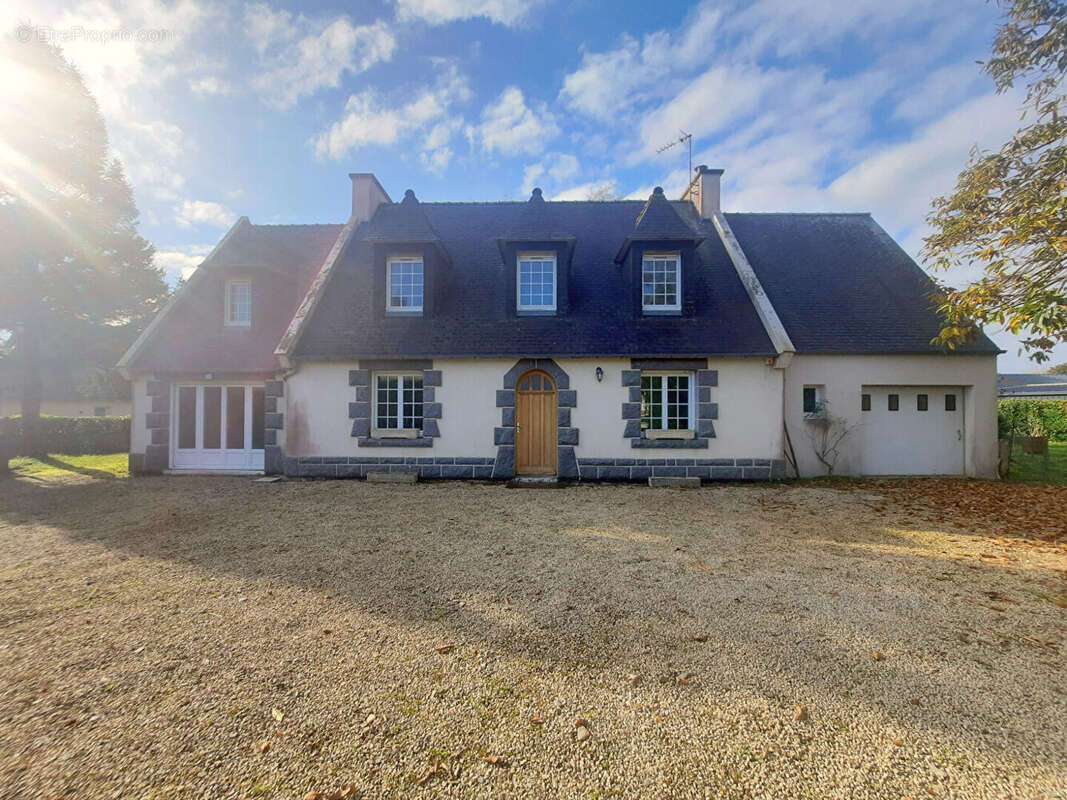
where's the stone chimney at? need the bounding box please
[349,173,391,222]
[683,165,724,218]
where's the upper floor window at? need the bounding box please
[225,280,251,326]
[387,256,424,313]
[640,374,692,431]
[642,253,680,312]
[517,253,556,311]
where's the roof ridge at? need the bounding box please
[248,221,345,228]
[723,211,873,217]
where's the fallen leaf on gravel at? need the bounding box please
[893,737,904,747]
[257,740,270,753]
[530,715,545,725]
[271,708,284,722]
[909,698,920,706]
[872,651,884,661]
[436,644,455,654]
[483,755,508,767]
[574,717,588,727]
[794,705,808,721]
[303,793,322,800]
[626,673,640,687]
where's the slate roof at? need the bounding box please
[361,189,439,243]
[725,213,1001,355]
[128,221,342,373]
[293,200,776,359]
[501,188,575,241]
[998,374,1067,397]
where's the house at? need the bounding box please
[117,167,1001,480]
[998,373,1067,399]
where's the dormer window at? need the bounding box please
[387,256,424,314]
[642,252,680,312]
[517,252,556,312]
[225,279,251,326]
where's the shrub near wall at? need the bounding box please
[998,399,1067,441]
[0,415,131,455]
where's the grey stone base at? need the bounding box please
[579,458,787,482]
[278,454,786,482]
[283,455,495,480]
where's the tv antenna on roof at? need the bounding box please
[656,130,692,186]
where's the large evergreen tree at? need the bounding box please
[923,0,1067,363]
[0,32,167,453]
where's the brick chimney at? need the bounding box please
[683,165,724,218]
[349,173,391,222]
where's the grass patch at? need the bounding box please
[7,453,128,480]
[1005,441,1067,486]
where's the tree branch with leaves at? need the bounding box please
[923,0,1067,363]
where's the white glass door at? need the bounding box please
[173,384,265,470]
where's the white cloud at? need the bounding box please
[559,2,722,121]
[393,0,544,27]
[247,5,397,109]
[477,87,559,157]
[312,65,472,164]
[891,61,987,122]
[155,244,213,280]
[551,179,619,201]
[520,152,580,194]
[189,75,232,96]
[175,200,236,229]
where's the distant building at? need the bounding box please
[997,374,1067,399]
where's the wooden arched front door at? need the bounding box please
[515,369,557,475]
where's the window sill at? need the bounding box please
[516,309,556,316]
[358,437,433,448]
[632,437,708,449]
[371,428,421,439]
[642,309,682,316]
[644,428,695,440]
[224,322,252,328]
[385,310,423,317]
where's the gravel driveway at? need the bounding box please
[0,474,1064,799]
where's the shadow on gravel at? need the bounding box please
[0,473,1064,776]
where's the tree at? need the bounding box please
[1048,362,1067,373]
[0,32,167,453]
[923,0,1067,363]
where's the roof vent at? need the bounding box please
[529,187,544,202]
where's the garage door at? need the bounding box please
[172,384,265,470]
[859,386,964,475]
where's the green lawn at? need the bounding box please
[6,453,128,480]
[1005,440,1067,485]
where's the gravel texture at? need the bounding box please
[0,474,1064,799]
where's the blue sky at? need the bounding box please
[6,0,1063,369]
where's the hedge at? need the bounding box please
[0,415,130,455]
[998,398,1067,441]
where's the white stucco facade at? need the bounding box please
[782,354,998,478]
[283,357,784,463]
[127,352,998,480]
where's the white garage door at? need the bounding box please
[172,384,266,470]
[859,386,964,475]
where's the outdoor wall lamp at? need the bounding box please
[595,366,604,382]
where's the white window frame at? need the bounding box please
[386,255,424,314]
[640,371,695,436]
[516,251,557,312]
[641,251,681,312]
[372,372,424,438]
[224,279,251,327]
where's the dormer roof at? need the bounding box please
[498,187,577,243]
[615,186,703,262]
[361,189,441,244]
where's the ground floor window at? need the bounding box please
[375,374,424,430]
[640,374,692,430]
